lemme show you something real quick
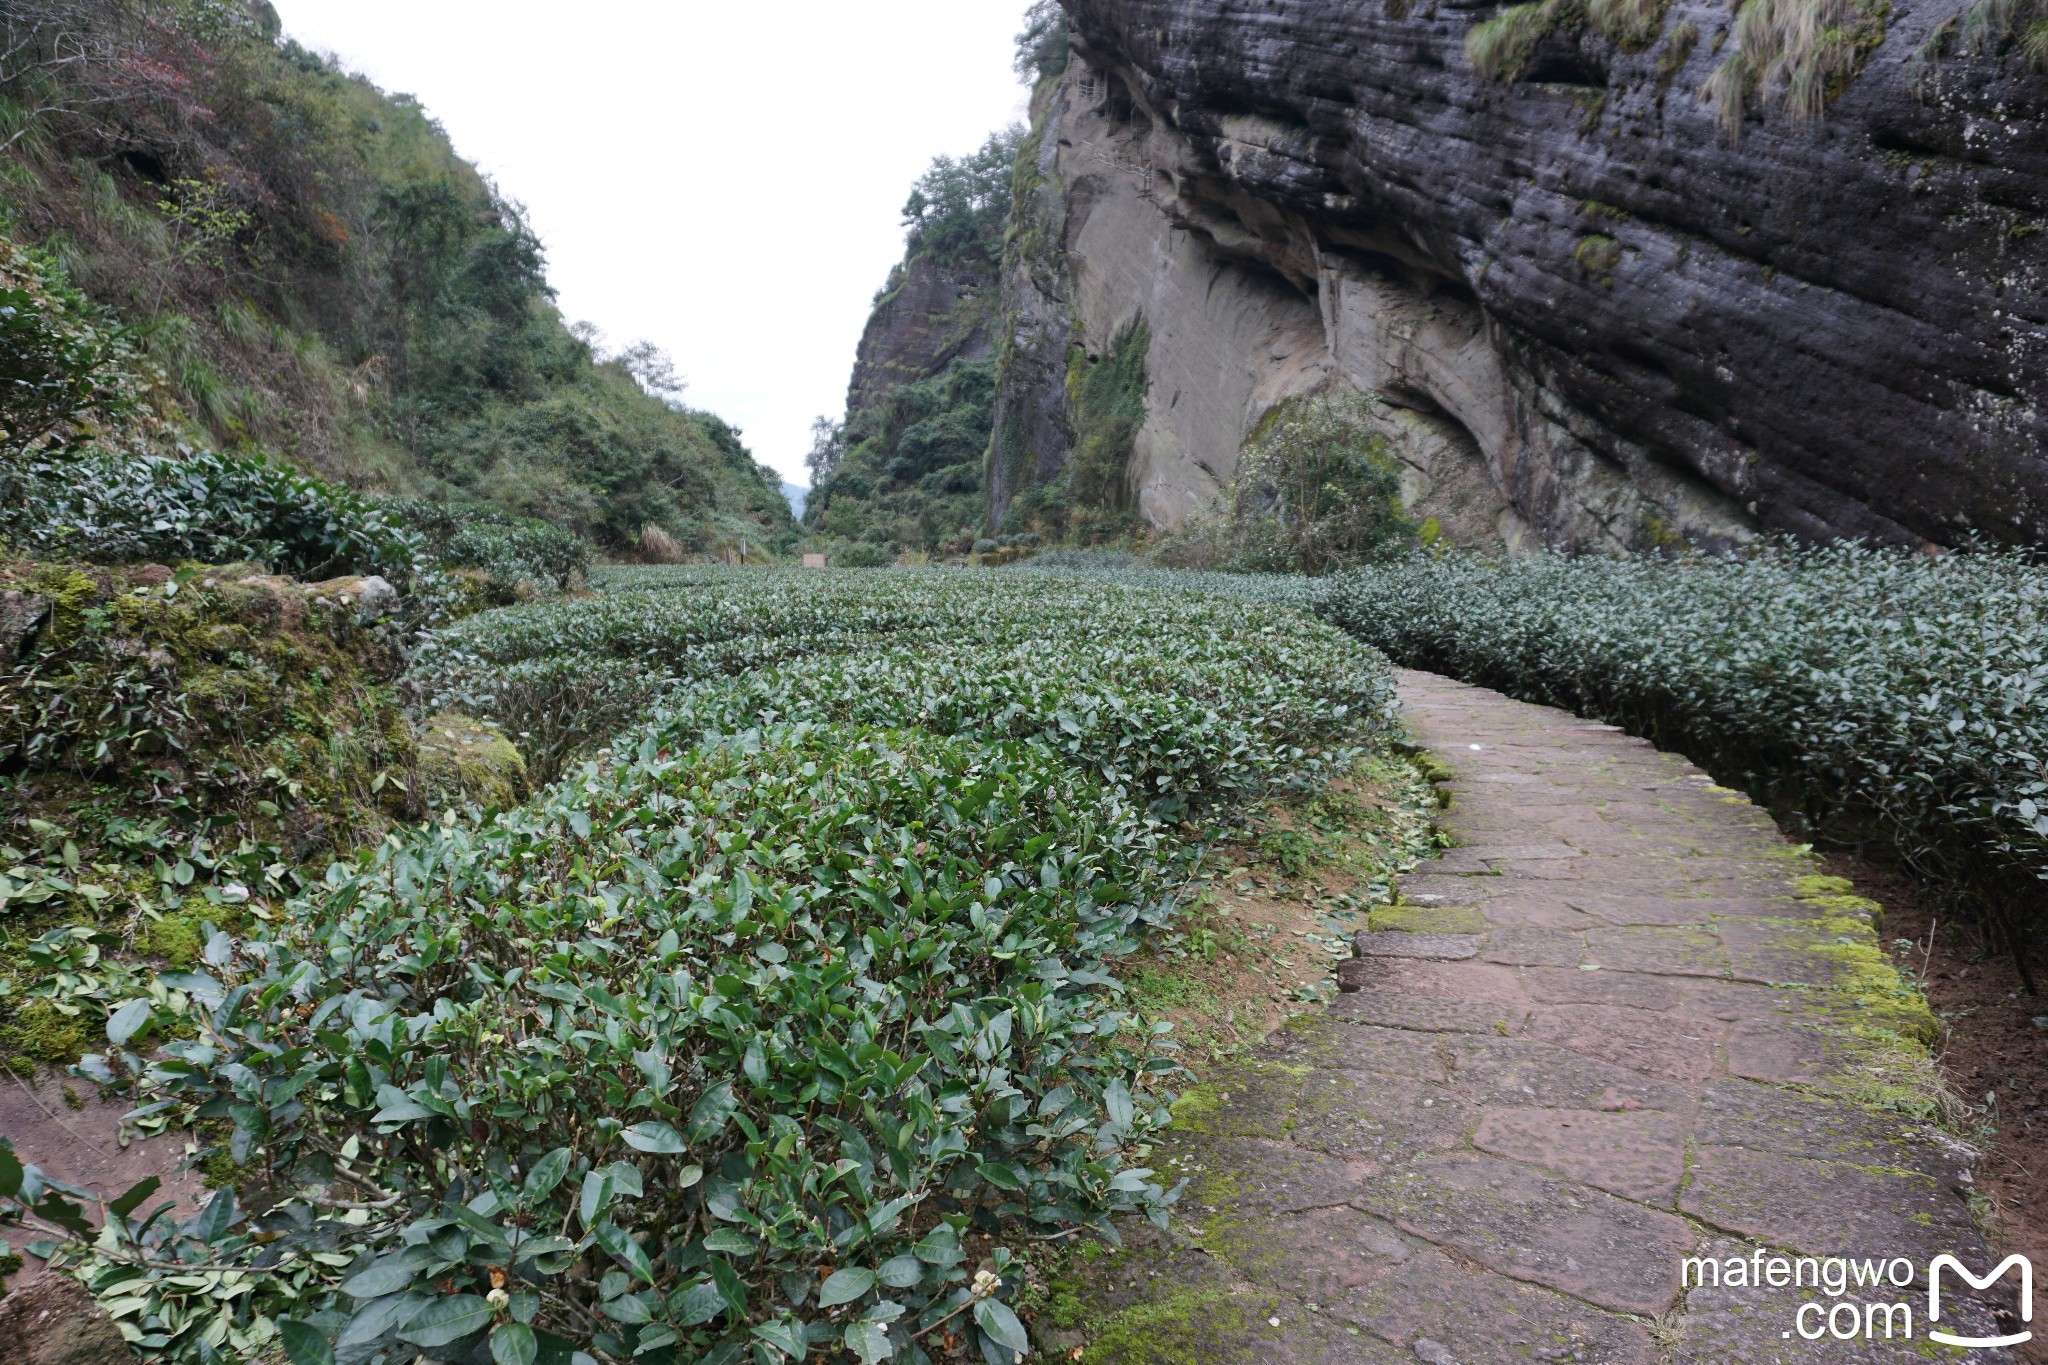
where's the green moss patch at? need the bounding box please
[415,711,529,810]
[1369,901,1489,934]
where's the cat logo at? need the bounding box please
[1928,1254,2033,1350]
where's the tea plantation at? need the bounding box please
[8,545,2046,1365]
[1021,546,2048,953]
[1312,547,2048,947]
[7,569,1398,1364]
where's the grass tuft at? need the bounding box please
[1702,0,1888,133]
[1467,0,1570,80]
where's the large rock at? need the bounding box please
[995,0,2047,551]
[845,252,997,416]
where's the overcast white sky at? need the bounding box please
[266,1,1034,487]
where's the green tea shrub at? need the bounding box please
[1316,546,2048,934]
[63,719,1176,1363]
[407,572,1389,791]
[383,496,590,593]
[0,446,422,582]
[29,568,1398,1363]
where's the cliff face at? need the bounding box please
[989,0,2048,552]
[845,253,996,417]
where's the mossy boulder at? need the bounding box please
[416,712,530,810]
[0,557,422,851]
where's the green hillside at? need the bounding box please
[0,0,793,556]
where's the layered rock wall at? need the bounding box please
[845,253,995,417]
[989,0,2047,551]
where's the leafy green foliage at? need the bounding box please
[1065,320,1150,517]
[806,359,996,556]
[407,570,1388,793]
[1156,392,1415,575]
[1314,546,2048,929]
[900,130,1023,275]
[382,497,589,594]
[0,236,153,453]
[37,567,1396,1363]
[1,446,423,581]
[1001,321,1154,546]
[1015,0,1073,86]
[0,7,792,552]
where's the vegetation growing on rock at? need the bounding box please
[1153,393,1416,575]
[804,128,1022,560]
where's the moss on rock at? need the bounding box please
[0,558,422,850]
[415,712,530,810]
[1369,901,1489,934]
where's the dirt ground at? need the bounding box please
[0,1063,210,1289]
[1823,845,2048,1363]
[1119,752,1443,1065]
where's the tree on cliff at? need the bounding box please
[900,126,1023,272]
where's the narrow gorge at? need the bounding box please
[835,0,2048,555]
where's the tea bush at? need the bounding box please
[1315,546,2048,936]
[382,496,591,595]
[0,446,423,583]
[407,572,1388,791]
[16,568,1398,1364]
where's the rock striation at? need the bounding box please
[845,252,995,418]
[988,0,2048,551]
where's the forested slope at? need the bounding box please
[0,0,794,556]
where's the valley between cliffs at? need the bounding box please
[975,0,2048,553]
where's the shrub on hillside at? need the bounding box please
[383,495,589,593]
[1156,392,1415,575]
[0,444,421,581]
[0,11,794,553]
[0,235,154,452]
[807,359,996,555]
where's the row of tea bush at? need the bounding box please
[28,571,1398,1364]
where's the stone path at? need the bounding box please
[1047,672,2026,1363]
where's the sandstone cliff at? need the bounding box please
[987,0,2047,552]
[845,252,996,418]
[805,136,1014,553]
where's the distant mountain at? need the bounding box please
[782,482,808,519]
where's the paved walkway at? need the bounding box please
[1048,672,2023,1363]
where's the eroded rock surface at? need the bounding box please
[845,252,995,417]
[1047,672,2027,1361]
[993,0,2047,551]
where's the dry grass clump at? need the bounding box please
[1467,0,1571,79]
[1466,0,1675,78]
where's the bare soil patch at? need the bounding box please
[1121,753,1442,1063]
